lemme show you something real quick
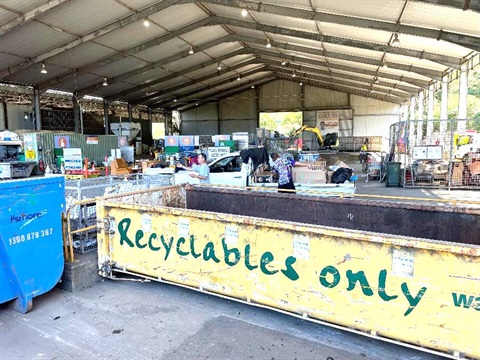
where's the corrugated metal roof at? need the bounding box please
[0,0,478,108]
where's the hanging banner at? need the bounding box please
[316,110,339,136]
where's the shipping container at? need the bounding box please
[96,186,479,359]
[0,176,65,313]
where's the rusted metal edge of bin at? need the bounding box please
[95,185,480,359]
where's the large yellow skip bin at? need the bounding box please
[96,186,479,359]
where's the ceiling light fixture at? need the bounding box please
[173,98,177,102]
[281,60,286,66]
[237,74,241,81]
[292,70,296,78]
[41,63,47,74]
[391,33,400,47]
[143,20,150,27]
[266,39,272,48]
[217,63,222,70]
[102,77,108,86]
[382,61,388,68]
[188,46,194,55]
[241,9,248,17]
[195,102,199,106]
[299,81,303,86]
[374,77,379,83]
[251,85,255,89]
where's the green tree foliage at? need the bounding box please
[259,112,303,136]
[259,113,277,131]
[433,68,480,131]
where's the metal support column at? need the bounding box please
[128,103,133,123]
[417,91,424,144]
[440,74,449,134]
[409,96,416,147]
[458,61,468,133]
[103,100,109,135]
[73,94,80,133]
[33,87,42,131]
[427,83,435,140]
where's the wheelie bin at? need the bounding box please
[0,176,65,313]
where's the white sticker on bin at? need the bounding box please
[225,224,238,245]
[141,214,152,233]
[178,218,190,238]
[391,249,414,278]
[293,234,310,259]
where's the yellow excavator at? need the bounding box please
[293,125,339,150]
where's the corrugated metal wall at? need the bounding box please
[37,132,120,165]
[180,81,402,148]
[259,80,302,111]
[181,103,219,134]
[5,104,34,130]
[304,85,349,108]
[219,89,257,133]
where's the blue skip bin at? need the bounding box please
[0,176,65,313]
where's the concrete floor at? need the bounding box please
[0,279,446,360]
[329,152,480,208]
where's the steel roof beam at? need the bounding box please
[262,60,417,95]
[137,58,261,105]
[92,32,439,101]
[237,34,443,81]
[201,0,480,52]
[105,47,247,102]
[35,16,214,92]
[0,0,69,37]
[273,67,410,100]
[149,65,268,108]
[78,34,242,98]
[407,0,480,13]
[275,74,406,104]
[251,47,430,88]
[0,0,190,78]
[214,16,463,69]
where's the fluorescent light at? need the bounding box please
[102,77,108,86]
[41,63,47,74]
[391,33,400,47]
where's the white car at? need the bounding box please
[173,152,248,186]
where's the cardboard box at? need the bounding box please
[451,162,464,186]
[293,167,327,183]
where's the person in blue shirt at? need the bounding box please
[271,152,308,193]
[177,152,210,184]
